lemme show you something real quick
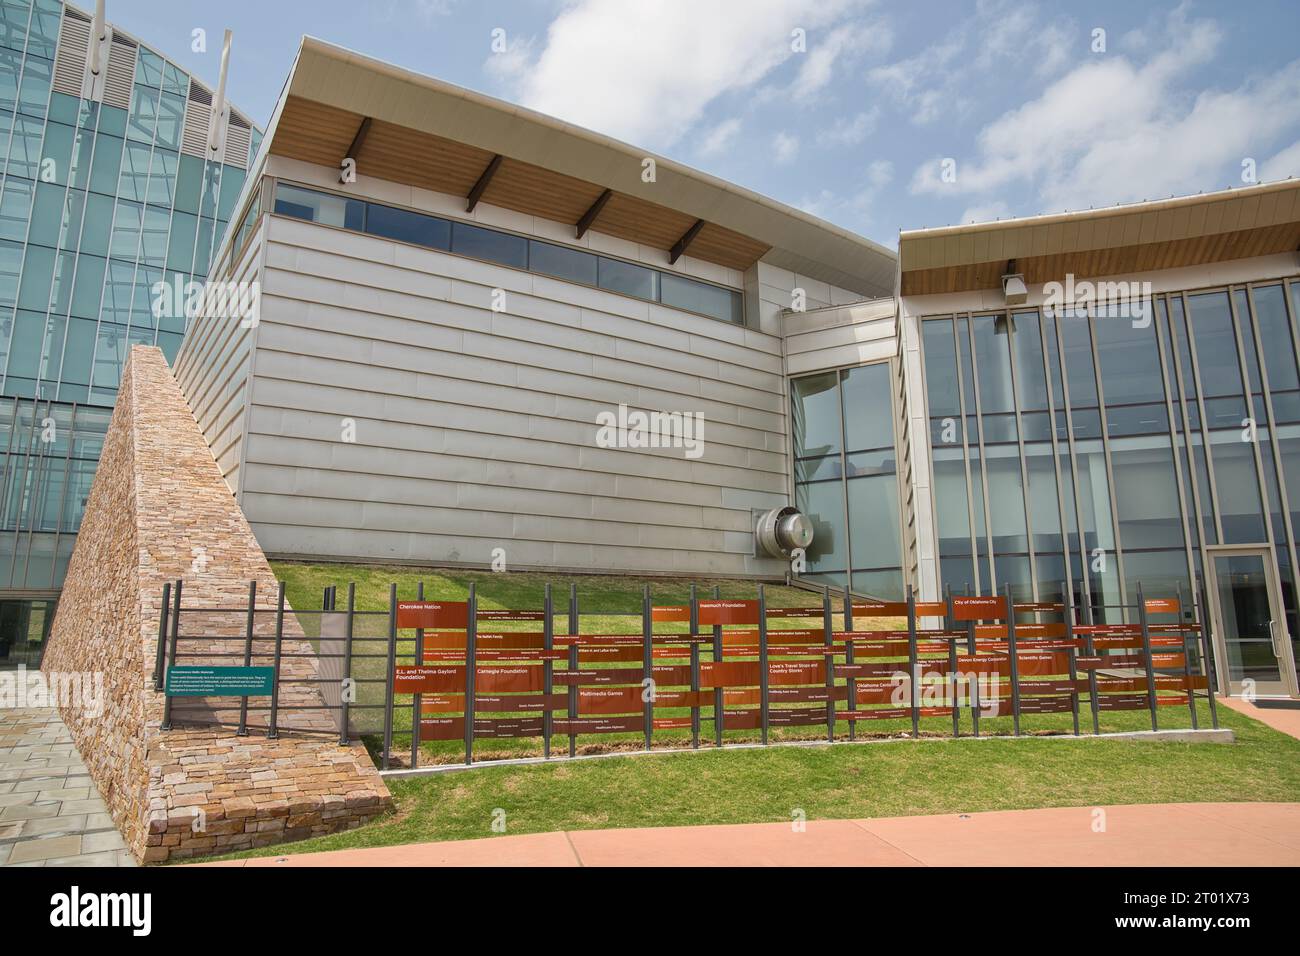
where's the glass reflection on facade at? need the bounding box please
[791,362,904,598]
[916,278,1300,668]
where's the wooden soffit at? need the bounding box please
[899,180,1300,296]
[270,95,770,272]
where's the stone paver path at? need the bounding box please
[0,707,133,866]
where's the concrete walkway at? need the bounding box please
[0,708,133,866]
[203,802,1300,867]
[1218,696,1300,740]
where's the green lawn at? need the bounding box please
[206,700,1300,861]
[182,564,1300,862]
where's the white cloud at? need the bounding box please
[410,0,455,19]
[868,0,1078,125]
[483,32,534,83]
[797,158,893,234]
[959,201,1011,224]
[699,118,743,156]
[485,0,874,148]
[1261,139,1300,182]
[773,131,801,164]
[865,158,893,188]
[908,9,1300,211]
[789,20,892,101]
[816,107,880,147]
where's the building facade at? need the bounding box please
[888,193,1300,699]
[173,38,896,580]
[0,0,258,667]
[0,19,1282,700]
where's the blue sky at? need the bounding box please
[110,0,1300,248]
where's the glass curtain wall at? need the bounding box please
[0,394,108,590]
[919,278,1300,643]
[790,361,904,599]
[0,0,260,603]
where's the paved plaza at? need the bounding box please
[0,708,133,867]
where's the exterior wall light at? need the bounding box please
[1002,272,1028,305]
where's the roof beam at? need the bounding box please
[575,188,612,239]
[340,117,371,181]
[669,218,706,265]
[466,154,503,213]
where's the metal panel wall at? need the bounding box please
[179,171,793,576]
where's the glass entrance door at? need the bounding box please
[1209,549,1299,698]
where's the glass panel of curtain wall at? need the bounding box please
[1188,291,1268,543]
[842,363,902,598]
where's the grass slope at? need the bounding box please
[187,564,1300,861]
[209,701,1299,860]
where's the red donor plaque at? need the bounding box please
[698,600,759,626]
[951,595,1008,621]
[1144,597,1180,614]
[397,601,469,629]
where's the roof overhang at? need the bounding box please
[899,179,1300,296]
[263,37,896,296]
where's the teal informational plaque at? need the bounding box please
[164,666,275,697]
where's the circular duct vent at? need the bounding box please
[755,506,815,558]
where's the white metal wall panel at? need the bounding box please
[180,202,791,576]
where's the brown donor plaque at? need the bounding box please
[419,716,466,741]
[853,600,908,616]
[651,605,691,622]
[552,716,644,734]
[1144,597,1180,614]
[475,666,544,693]
[397,601,469,629]
[419,693,465,714]
[394,665,465,694]
[951,596,1008,621]
[700,660,762,687]
[767,660,826,685]
[579,686,642,715]
[698,600,759,626]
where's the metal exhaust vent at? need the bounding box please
[755,506,814,558]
